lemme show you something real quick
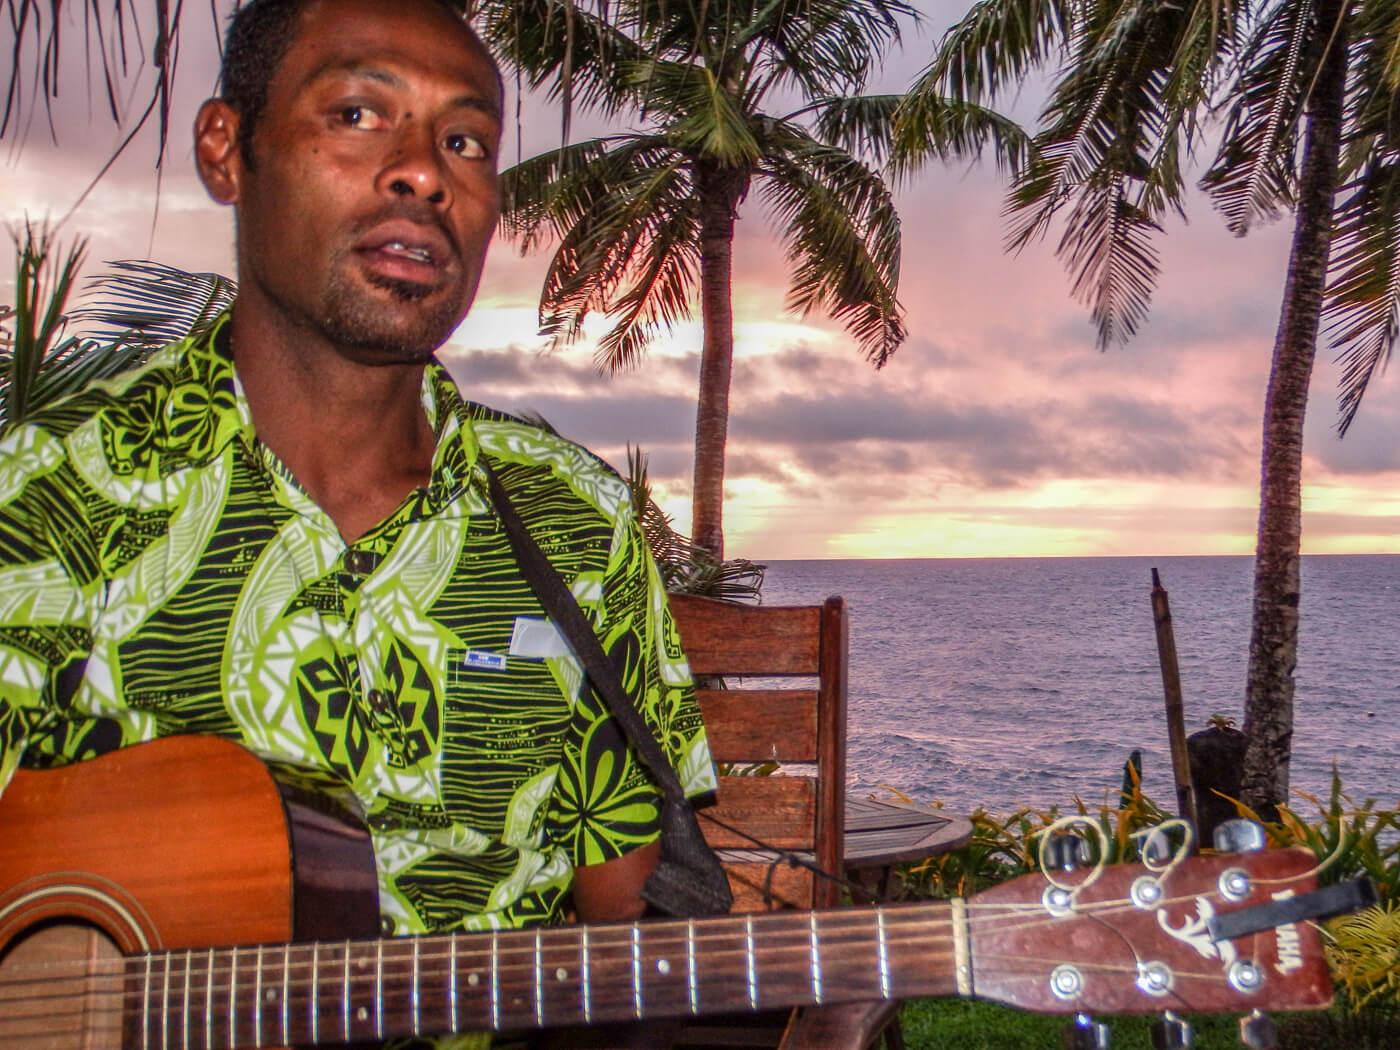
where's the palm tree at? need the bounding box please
[899,0,1400,814]
[472,0,920,559]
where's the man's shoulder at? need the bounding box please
[457,400,633,525]
[5,341,194,445]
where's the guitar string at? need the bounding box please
[0,889,1315,1035]
[0,880,1292,992]
[0,935,1246,1039]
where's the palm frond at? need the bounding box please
[68,260,237,350]
[624,446,765,601]
[740,0,917,101]
[1326,150,1400,434]
[889,91,1033,180]
[1056,174,1163,350]
[1,222,87,428]
[759,128,905,366]
[1201,0,1315,234]
[915,0,1077,105]
[626,58,761,166]
[810,93,901,161]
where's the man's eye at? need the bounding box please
[443,132,486,159]
[337,105,384,130]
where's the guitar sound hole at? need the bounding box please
[0,921,125,1050]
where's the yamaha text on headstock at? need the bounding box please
[0,737,1340,1048]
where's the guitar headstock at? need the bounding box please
[968,846,1334,1015]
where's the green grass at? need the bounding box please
[897,999,1399,1049]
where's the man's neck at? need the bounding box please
[227,305,439,544]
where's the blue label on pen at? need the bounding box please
[464,650,507,672]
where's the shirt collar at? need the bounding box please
[165,311,483,509]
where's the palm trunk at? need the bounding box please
[691,162,745,560]
[1240,0,1349,816]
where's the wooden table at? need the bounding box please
[715,795,973,901]
[844,796,973,900]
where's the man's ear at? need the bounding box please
[194,99,245,205]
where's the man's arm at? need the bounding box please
[571,838,661,922]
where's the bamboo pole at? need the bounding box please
[1151,568,1199,843]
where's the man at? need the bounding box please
[0,0,714,1045]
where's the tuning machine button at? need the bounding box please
[1150,1010,1193,1049]
[1047,833,1092,871]
[1239,1009,1279,1049]
[1063,1012,1109,1049]
[1214,818,1267,853]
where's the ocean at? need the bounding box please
[757,555,1399,817]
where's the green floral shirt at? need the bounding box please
[0,314,714,951]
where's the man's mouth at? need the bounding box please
[381,241,435,266]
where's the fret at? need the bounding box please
[580,926,592,1024]
[448,934,458,1032]
[161,951,172,1050]
[631,926,642,1020]
[686,919,698,1015]
[808,912,824,1005]
[374,939,385,1041]
[204,948,215,1050]
[411,937,421,1036]
[227,946,238,1050]
[183,950,193,1050]
[876,909,891,999]
[534,929,544,1028]
[253,944,264,1047]
[745,915,757,1010]
[142,951,153,1050]
[280,944,291,1046]
[341,940,352,1043]
[489,930,500,1030]
[310,942,321,1046]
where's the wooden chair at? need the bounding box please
[666,594,900,1049]
[669,593,847,914]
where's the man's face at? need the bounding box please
[220,0,503,363]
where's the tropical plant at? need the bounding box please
[0,226,201,431]
[896,0,1400,815]
[469,0,926,559]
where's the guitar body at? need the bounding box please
[0,736,378,1049]
[0,736,1344,1049]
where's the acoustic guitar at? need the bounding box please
[0,736,1342,1049]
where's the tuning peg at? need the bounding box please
[1047,833,1092,871]
[1239,1010,1278,1049]
[1213,818,1267,853]
[1063,1013,1110,1049]
[1150,1011,1193,1049]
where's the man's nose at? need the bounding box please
[377,125,452,208]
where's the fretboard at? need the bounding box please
[125,902,961,1047]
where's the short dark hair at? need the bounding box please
[220,0,472,165]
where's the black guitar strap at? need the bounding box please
[480,458,733,918]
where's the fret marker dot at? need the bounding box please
[265,988,278,1003]
[356,1007,369,1023]
[555,968,568,982]
[657,959,671,976]
[467,973,480,987]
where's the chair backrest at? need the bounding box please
[667,594,848,912]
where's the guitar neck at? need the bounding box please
[128,902,960,1046]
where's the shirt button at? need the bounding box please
[345,549,375,575]
[380,916,396,936]
[366,688,392,713]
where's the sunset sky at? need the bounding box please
[4,1,1399,561]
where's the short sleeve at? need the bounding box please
[0,426,92,793]
[543,514,716,868]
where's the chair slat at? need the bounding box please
[696,689,818,763]
[700,775,816,850]
[670,596,820,675]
